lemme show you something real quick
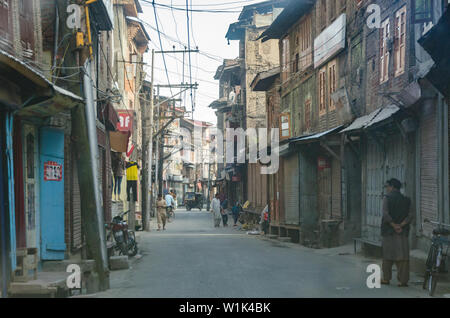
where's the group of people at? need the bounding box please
[111,152,140,203]
[210,193,241,228]
[156,190,177,231]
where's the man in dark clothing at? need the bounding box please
[380,178,413,287]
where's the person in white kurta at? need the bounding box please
[211,194,222,227]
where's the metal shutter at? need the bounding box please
[420,104,438,236]
[283,153,299,225]
[71,150,82,250]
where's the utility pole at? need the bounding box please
[67,1,109,291]
[144,50,155,231]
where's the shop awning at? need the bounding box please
[98,102,120,131]
[290,125,344,144]
[0,49,83,117]
[341,105,400,133]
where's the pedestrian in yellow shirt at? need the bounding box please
[126,160,139,202]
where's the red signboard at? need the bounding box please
[317,156,330,171]
[44,161,62,181]
[116,110,133,132]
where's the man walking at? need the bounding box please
[380,178,413,287]
[156,194,167,231]
[221,197,228,227]
[211,193,222,228]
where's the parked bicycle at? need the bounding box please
[422,218,450,296]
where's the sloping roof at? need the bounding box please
[258,0,316,42]
[341,105,400,133]
[251,67,280,91]
[214,59,241,80]
[0,49,83,116]
[126,16,151,42]
[290,125,343,144]
[226,0,289,40]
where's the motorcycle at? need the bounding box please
[105,210,139,257]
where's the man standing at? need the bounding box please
[380,178,413,287]
[126,159,139,203]
[211,193,222,228]
[112,153,125,201]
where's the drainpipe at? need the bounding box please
[1,116,9,298]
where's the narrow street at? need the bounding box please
[98,209,429,298]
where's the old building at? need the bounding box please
[224,0,288,215]
[258,0,364,247]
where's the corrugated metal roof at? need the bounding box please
[290,125,343,143]
[341,105,400,133]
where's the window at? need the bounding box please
[340,0,346,12]
[412,0,434,23]
[321,0,327,29]
[281,37,290,82]
[328,60,337,111]
[304,99,311,130]
[380,18,390,83]
[299,14,312,69]
[294,53,299,73]
[394,7,406,76]
[319,67,327,116]
[330,0,337,21]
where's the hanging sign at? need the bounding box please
[117,110,133,132]
[44,161,63,181]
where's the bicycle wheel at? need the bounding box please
[428,272,438,296]
[423,245,436,289]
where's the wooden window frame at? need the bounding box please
[304,99,311,131]
[321,0,327,30]
[394,6,406,77]
[319,66,327,117]
[380,18,390,84]
[299,14,312,70]
[328,60,338,112]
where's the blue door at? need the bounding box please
[39,128,66,260]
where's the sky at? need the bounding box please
[137,0,267,125]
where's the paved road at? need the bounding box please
[98,209,431,298]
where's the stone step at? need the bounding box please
[278,237,292,243]
[109,256,129,271]
[267,234,278,239]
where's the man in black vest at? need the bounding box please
[380,178,414,287]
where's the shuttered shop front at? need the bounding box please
[283,153,299,225]
[363,134,407,243]
[420,102,438,237]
